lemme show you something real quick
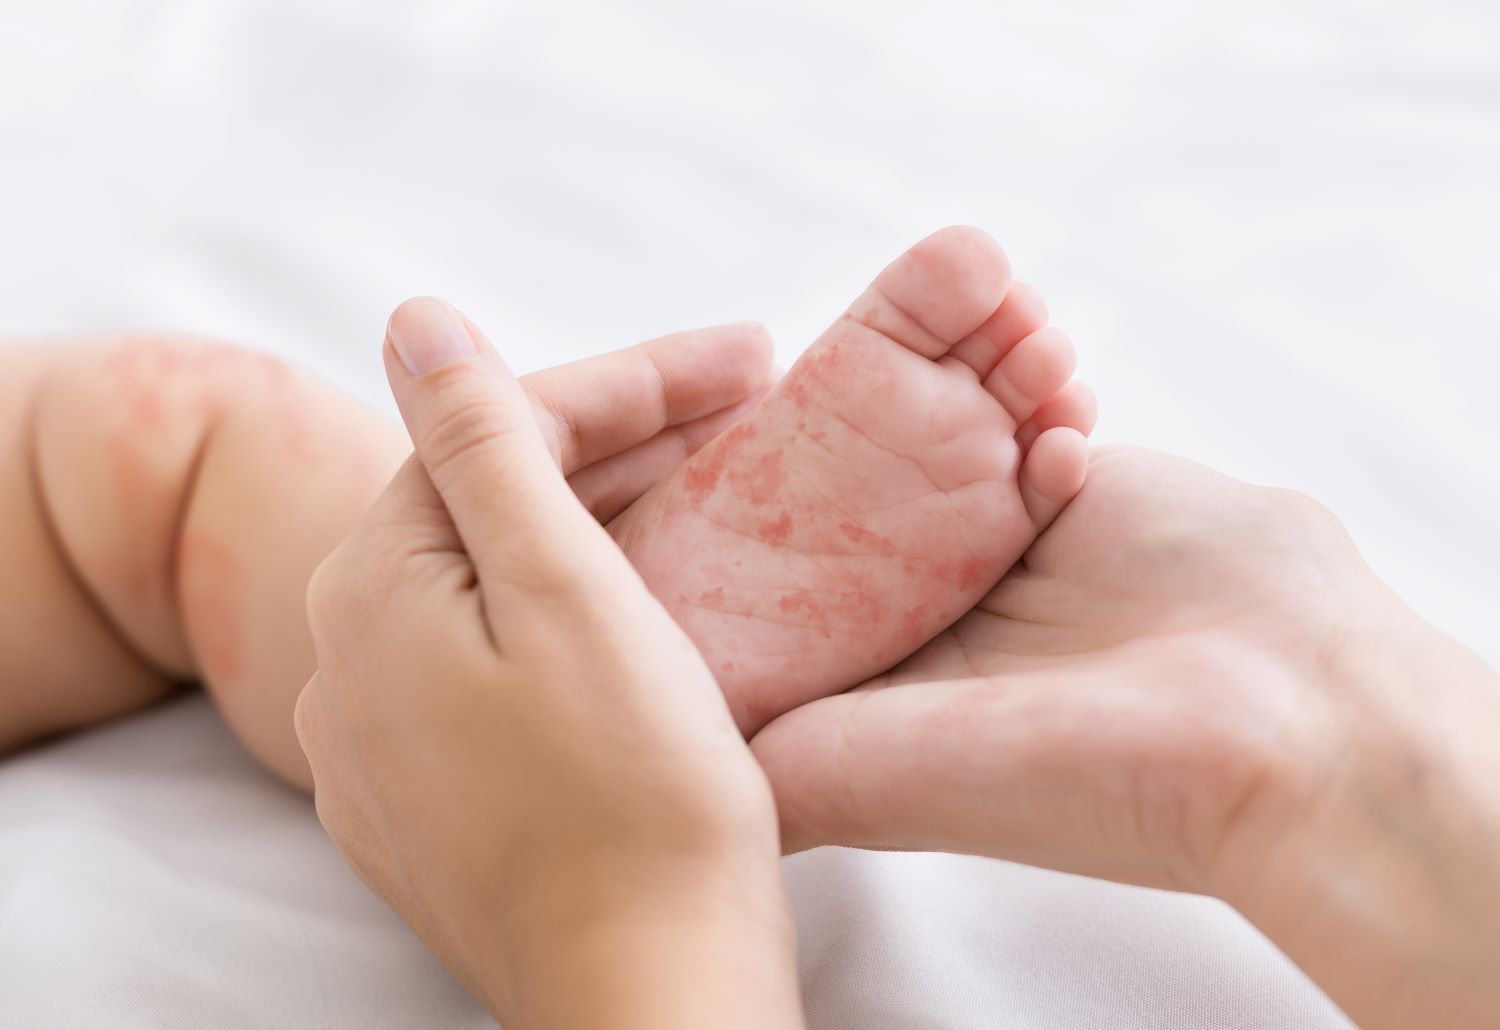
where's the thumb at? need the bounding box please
[751,672,1176,885]
[751,682,1015,855]
[382,297,614,593]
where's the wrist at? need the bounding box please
[468,850,801,1029]
[1223,590,1500,1027]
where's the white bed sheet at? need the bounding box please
[2,2,1496,1026]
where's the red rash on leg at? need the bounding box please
[177,531,246,686]
[108,433,153,514]
[106,342,320,465]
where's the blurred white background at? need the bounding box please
[1,2,1496,1027]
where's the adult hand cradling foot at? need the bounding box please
[294,298,801,1028]
[297,246,1499,1030]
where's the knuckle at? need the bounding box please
[417,391,526,475]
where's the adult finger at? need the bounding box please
[749,669,1195,890]
[521,321,774,474]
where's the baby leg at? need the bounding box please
[0,343,174,751]
[11,336,408,785]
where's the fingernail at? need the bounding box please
[387,297,478,376]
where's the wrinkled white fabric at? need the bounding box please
[2,1,1496,1026]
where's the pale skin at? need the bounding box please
[303,299,1500,1029]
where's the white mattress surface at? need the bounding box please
[3,2,1497,1026]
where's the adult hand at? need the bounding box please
[754,445,1500,1029]
[295,299,802,1029]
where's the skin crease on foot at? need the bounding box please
[611,226,1096,735]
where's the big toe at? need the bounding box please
[846,225,1012,359]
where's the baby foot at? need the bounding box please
[611,227,1095,732]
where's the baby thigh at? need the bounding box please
[0,344,171,751]
[177,359,410,789]
[26,336,408,788]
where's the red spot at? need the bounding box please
[757,511,793,545]
[930,557,989,592]
[726,450,786,507]
[775,573,888,641]
[722,660,736,675]
[682,462,722,501]
[696,587,726,607]
[784,374,812,411]
[850,594,880,626]
[952,557,986,591]
[681,422,757,504]
[837,521,897,556]
[901,602,931,637]
[777,591,832,638]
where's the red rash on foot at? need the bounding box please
[777,591,831,637]
[726,450,786,507]
[900,556,988,592]
[784,375,812,411]
[775,570,889,641]
[682,422,757,503]
[943,557,987,591]
[757,512,793,545]
[782,340,846,412]
[837,521,896,556]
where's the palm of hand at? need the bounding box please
[755,446,1372,894]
